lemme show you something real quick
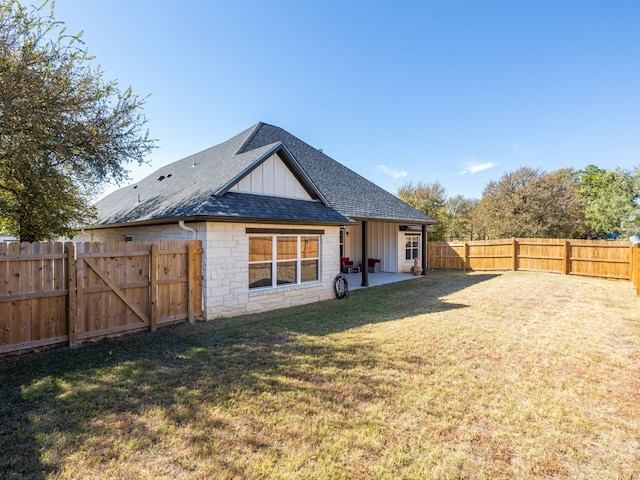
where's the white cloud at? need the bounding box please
[375,164,407,179]
[461,161,496,175]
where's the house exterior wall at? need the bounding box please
[367,221,399,272]
[72,223,202,243]
[343,225,360,264]
[73,221,341,320]
[203,222,339,319]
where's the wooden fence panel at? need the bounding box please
[156,241,187,325]
[429,238,637,287]
[1,240,203,356]
[427,243,465,270]
[153,240,204,325]
[76,241,153,342]
[40,242,68,343]
[517,239,566,273]
[0,242,69,354]
[467,239,513,271]
[568,240,632,280]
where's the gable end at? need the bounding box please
[216,143,328,205]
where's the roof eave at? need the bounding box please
[347,216,438,225]
[82,214,351,231]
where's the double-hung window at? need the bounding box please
[249,234,320,289]
[405,234,420,260]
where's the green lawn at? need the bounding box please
[1,270,639,479]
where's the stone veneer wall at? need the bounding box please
[73,222,341,320]
[202,222,340,319]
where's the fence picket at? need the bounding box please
[67,243,77,346]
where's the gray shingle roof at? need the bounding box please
[240,124,436,223]
[93,122,436,227]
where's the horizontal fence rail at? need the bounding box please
[1,240,203,356]
[428,238,640,295]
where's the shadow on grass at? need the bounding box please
[0,270,497,478]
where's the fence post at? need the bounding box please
[633,244,640,295]
[187,241,195,324]
[564,240,571,275]
[463,242,469,272]
[75,243,87,344]
[150,244,158,331]
[66,243,77,347]
[512,239,518,271]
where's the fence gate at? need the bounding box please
[1,240,203,355]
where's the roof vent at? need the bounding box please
[167,173,172,178]
[157,175,165,181]
[133,185,138,189]
[318,148,323,153]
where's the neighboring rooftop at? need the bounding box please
[93,122,436,227]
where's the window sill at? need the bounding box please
[249,280,321,296]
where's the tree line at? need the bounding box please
[399,165,640,241]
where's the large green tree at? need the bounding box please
[576,164,640,238]
[475,167,586,239]
[0,0,155,241]
[442,195,479,241]
[398,180,447,241]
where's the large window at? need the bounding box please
[405,234,420,260]
[249,234,320,289]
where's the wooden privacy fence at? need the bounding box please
[1,240,203,355]
[428,238,640,294]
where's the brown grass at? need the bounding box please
[1,270,639,479]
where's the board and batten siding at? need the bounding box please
[366,221,399,273]
[230,153,312,200]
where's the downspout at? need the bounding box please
[80,229,93,242]
[178,220,197,238]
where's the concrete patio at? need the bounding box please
[343,271,423,291]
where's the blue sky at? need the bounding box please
[53,0,640,200]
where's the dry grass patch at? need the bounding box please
[1,270,639,479]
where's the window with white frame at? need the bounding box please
[249,234,320,289]
[405,234,420,260]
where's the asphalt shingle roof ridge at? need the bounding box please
[92,121,435,226]
[239,123,436,224]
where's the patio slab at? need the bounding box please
[343,271,422,290]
